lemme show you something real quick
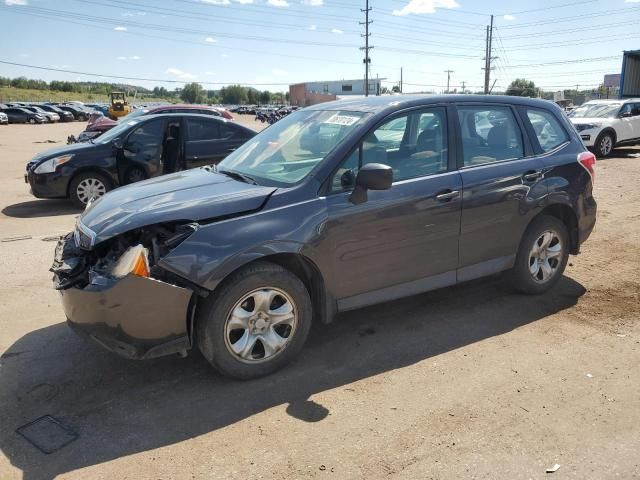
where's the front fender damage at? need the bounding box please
[51,223,204,360]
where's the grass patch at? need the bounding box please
[0,87,172,104]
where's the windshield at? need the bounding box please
[570,103,622,119]
[95,119,140,144]
[218,109,369,186]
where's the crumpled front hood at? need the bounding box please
[80,168,277,244]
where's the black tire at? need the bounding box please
[124,167,146,184]
[508,215,569,295]
[197,261,312,379]
[68,171,111,208]
[594,131,614,158]
[28,118,36,124]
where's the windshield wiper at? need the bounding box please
[216,167,258,185]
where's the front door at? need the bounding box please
[322,106,462,308]
[117,118,166,184]
[455,104,546,280]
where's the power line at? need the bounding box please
[0,60,292,86]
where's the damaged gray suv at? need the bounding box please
[52,95,597,379]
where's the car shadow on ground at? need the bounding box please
[1,199,80,218]
[0,275,586,480]
[611,147,640,159]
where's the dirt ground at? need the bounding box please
[0,120,638,480]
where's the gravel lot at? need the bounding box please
[0,121,638,480]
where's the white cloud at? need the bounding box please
[331,28,343,34]
[5,0,27,5]
[117,56,127,60]
[268,0,289,6]
[272,69,288,76]
[221,53,230,58]
[122,10,146,16]
[308,24,317,30]
[205,71,215,75]
[117,56,141,60]
[205,37,217,42]
[114,26,127,31]
[392,0,459,16]
[235,0,253,3]
[302,0,323,5]
[199,0,230,4]
[166,68,196,80]
[503,14,515,20]
[625,0,640,2]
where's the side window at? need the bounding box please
[525,108,569,153]
[330,107,448,191]
[632,103,640,116]
[124,120,165,154]
[457,106,524,166]
[186,118,220,141]
[219,123,240,139]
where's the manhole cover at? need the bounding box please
[16,415,78,454]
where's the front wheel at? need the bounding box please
[197,261,312,379]
[69,172,111,208]
[508,215,569,295]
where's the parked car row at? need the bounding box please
[0,101,93,123]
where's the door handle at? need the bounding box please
[227,147,237,152]
[436,190,460,202]
[523,170,544,182]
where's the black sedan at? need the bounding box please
[37,104,75,122]
[26,113,256,207]
[55,104,90,121]
[1,107,46,124]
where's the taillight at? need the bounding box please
[577,151,596,184]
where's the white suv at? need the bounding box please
[569,99,640,157]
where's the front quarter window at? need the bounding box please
[218,110,368,186]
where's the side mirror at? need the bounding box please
[620,111,632,118]
[350,163,393,205]
[113,138,123,149]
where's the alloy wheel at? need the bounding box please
[599,135,612,156]
[76,177,107,204]
[528,230,563,283]
[224,287,297,363]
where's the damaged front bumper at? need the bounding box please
[52,233,194,360]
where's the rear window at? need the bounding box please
[525,109,569,153]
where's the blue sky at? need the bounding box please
[0,0,638,93]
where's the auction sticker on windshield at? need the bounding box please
[324,114,361,126]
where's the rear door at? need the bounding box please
[184,118,251,167]
[455,103,547,281]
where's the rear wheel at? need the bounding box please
[197,261,312,379]
[69,172,111,208]
[594,132,614,158]
[28,118,36,124]
[508,215,569,295]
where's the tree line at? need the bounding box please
[179,82,288,105]
[0,76,288,105]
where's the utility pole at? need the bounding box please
[483,15,494,94]
[444,70,454,93]
[461,80,466,94]
[400,67,403,93]
[360,0,373,97]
